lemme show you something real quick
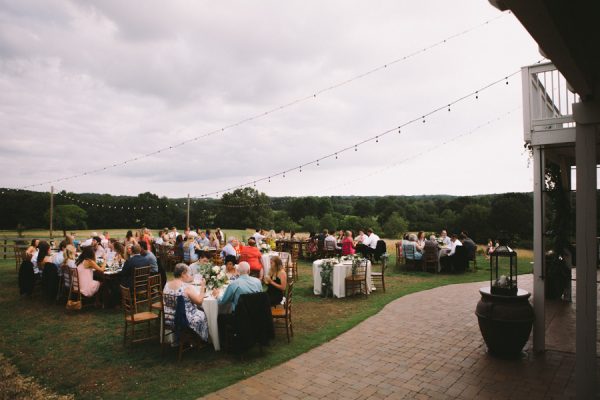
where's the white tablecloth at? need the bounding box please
[261,251,291,277]
[191,287,230,351]
[312,259,372,298]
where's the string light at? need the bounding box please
[16,13,509,191]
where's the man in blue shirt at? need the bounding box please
[216,261,262,311]
[120,244,149,288]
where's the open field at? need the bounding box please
[0,247,532,399]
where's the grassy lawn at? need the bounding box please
[0,249,532,399]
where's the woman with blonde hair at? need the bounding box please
[264,256,287,306]
[209,232,220,248]
[61,244,77,288]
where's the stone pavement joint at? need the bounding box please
[199,275,600,400]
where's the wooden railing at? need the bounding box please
[0,237,55,259]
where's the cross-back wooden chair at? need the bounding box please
[272,280,294,342]
[395,241,404,269]
[133,266,151,312]
[344,259,369,298]
[161,293,206,361]
[370,255,387,293]
[120,285,159,346]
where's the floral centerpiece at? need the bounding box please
[320,258,338,297]
[198,262,229,290]
[259,243,271,254]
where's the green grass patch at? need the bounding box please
[0,252,532,399]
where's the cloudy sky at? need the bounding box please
[0,0,541,200]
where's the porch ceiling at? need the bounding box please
[489,0,600,100]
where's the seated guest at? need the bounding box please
[52,240,66,267]
[224,255,239,281]
[357,228,379,257]
[277,230,286,240]
[26,239,39,264]
[266,230,277,248]
[163,263,209,342]
[75,246,105,297]
[120,244,148,288]
[460,233,477,260]
[355,230,366,245]
[209,232,220,248]
[92,236,106,259]
[341,231,356,255]
[169,226,178,241]
[174,235,184,258]
[183,236,200,263]
[289,230,297,241]
[125,230,137,247]
[415,231,426,253]
[221,238,239,259]
[264,256,287,306]
[448,234,462,256]
[402,235,422,262]
[196,231,210,247]
[441,234,463,272]
[139,241,159,273]
[252,228,265,244]
[36,240,53,271]
[215,227,224,244]
[323,229,339,250]
[61,244,77,288]
[189,252,210,275]
[239,237,264,279]
[215,261,262,311]
[439,230,451,247]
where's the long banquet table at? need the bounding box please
[312,259,373,298]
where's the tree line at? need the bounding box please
[0,188,534,246]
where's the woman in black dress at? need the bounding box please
[264,256,287,306]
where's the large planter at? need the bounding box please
[475,287,534,358]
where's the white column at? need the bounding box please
[573,101,599,400]
[532,145,545,352]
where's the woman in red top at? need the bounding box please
[238,237,264,279]
[341,231,356,256]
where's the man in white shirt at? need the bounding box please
[448,234,462,256]
[51,240,66,266]
[252,229,265,244]
[365,228,380,250]
[221,238,239,259]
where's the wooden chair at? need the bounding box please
[323,240,340,258]
[344,259,369,297]
[148,274,163,314]
[370,255,387,293]
[14,245,25,272]
[66,268,97,310]
[289,250,299,281]
[56,263,72,302]
[402,242,421,271]
[133,266,151,312]
[395,241,404,269]
[161,293,206,361]
[423,244,439,273]
[120,285,159,346]
[469,249,478,271]
[272,280,294,342]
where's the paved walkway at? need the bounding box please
[201,275,599,400]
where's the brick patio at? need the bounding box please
[200,274,599,399]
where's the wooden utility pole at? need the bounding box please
[49,186,54,238]
[186,193,190,229]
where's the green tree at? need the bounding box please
[455,204,491,243]
[320,213,339,232]
[352,198,374,217]
[299,215,320,233]
[215,188,273,229]
[45,204,87,236]
[273,211,301,232]
[382,212,409,239]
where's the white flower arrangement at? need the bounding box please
[199,262,229,289]
[259,243,271,254]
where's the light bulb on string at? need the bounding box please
[448,104,451,112]
[375,136,379,143]
[335,153,338,159]
[422,116,426,123]
[475,91,479,99]
[355,145,358,152]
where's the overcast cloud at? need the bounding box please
[0,0,540,199]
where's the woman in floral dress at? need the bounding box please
[163,263,209,341]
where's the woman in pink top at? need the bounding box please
[75,246,105,297]
[341,231,356,255]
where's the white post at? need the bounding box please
[532,146,545,352]
[573,101,598,400]
[49,185,54,239]
[186,194,190,229]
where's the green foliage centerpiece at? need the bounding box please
[320,258,338,298]
[341,254,366,275]
[198,263,229,290]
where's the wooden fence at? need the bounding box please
[0,237,56,259]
